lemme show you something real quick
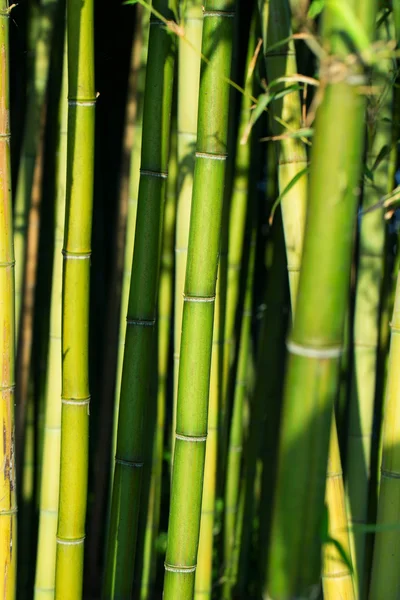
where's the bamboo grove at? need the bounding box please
[4,0,400,598]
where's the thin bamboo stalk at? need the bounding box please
[173,0,203,459]
[265,0,378,595]
[136,114,177,600]
[34,30,67,599]
[322,415,355,600]
[0,2,17,596]
[111,4,150,475]
[163,2,236,598]
[54,0,95,594]
[369,271,400,598]
[103,0,176,595]
[345,14,394,594]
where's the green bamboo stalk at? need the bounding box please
[369,271,400,598]
[137,115,177,600]
[173,0,203,459]
[345,13,394,594]
[0,3,16,596]
[103,0,176,596]
[111,4,150,474]
[54,0,95,594]
[163,2,236,598]
[34,29,67,599]
[265,0,378,596]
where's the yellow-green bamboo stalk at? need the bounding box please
[54,0,95,594]
[322,414,355,600]
[0,3,16,597]
[163,3,236,598]
[369,271,400,598]
[173,0,203,458]
[34,29,67,599]
[345,13,394,595]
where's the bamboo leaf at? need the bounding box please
[308,0,325,19]
[269,166,310,224]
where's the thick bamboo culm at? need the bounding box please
[163,2,236,599]
[54,0,95,595]
[0,2,17,597]
[103,0,176,596]
[345,12,394,595]
[265,0,378,596]
[34,30,67,600]
[173,0,203,458]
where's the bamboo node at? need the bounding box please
[56,536,85,546]
[0,260,15,268]
[287,340,342,359]
[68,99,97,107]
[195,151,227,161]
[183,294,215,303]
[115,457,144,468]
[0,384,15,393]
[61,396,91,407]
[175,433,207,442]
[126,318,155,327]
[203,11,235,18]
[0,507,17,516]
[164,562,197,573]
[62,250,91,260]
[381,468,400,480]
[140,168,168,179]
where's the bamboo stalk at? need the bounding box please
[173,0,203,459]
[369,271,400,598]
[345,13,394,595]
[103,0,176,596]
[34,29,67,599]
[0,2,17,596]
[265,0,378,594]
[54,0,95,594]
[163,2,236,598]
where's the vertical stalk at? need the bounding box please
[173,0,203,458]
[0,2,16,597]
[54,0,95,594]
[369,272,400,598]
[103,0,176,596]
[163,2,236,599]
[34,30,67,600]
[265,0,377,596]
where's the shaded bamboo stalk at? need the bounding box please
[136,115,177,600]
[0,1,17,596]
[88,8,147,590]
[172,0,203,459]
[34,29,67,599]
[54,0,95,593]
[265,0,378,595]
[163,2,236,598]
[111,3,150,476]
[345,14,394,594]
[369,271,400,598]
[103,0,176,596]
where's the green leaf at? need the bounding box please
[269,166,310,224]
[308,0,325,19]
[325,1,371,61]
